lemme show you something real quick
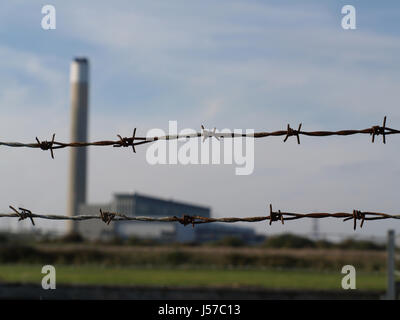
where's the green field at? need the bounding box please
[0,264,387,290]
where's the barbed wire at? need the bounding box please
[0,116,397,159]
[2,204,400,231]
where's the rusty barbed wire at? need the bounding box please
[0,116,397,159]
[2,204,400,230]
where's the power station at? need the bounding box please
[66,57,258,243]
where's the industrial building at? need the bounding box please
[77,192,210,242]
[77,192,260,244]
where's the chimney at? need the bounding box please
[67,58,89,235]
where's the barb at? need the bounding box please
[371,116,387,144]
[35,134,56,159]
[283,123,302,144]
[113,128,137,153]
[100,209,117,225]
[2,204,400,230]
[9,206,35,226]
[201,125,220,142]
[174,214,196,228]
[0,117,398,158]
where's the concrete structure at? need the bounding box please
[67,58,89,234]
[193,223,263,245]
[77,192,260,244]
[77,193,211,242]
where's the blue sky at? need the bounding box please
[0,1,400,239]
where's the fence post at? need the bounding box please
[387,229,395,300]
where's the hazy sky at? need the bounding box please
[0,1,400,239]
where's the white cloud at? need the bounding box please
[62,3,400,121]
[201,98,225,120]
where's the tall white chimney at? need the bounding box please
[67,58,89,235]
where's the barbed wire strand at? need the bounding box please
[0,116,397,159]
[2,204,400,231]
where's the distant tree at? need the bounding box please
[336,239,385,251]
[315,239,334,249]
[59,232,84,243]
[263,233,316,249]
[210,236,246,247]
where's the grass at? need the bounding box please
[0,244,389,272]
[0,264,387,291]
